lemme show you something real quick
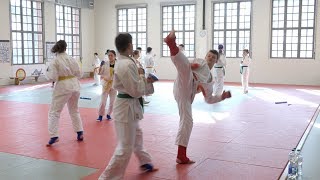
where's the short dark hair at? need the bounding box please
[108,50,116,56]
[133,50,139,56]
[179,44,184,48]
[146,47,152,53]
[243,49,249,53]
[137,47,142,51]
[115,33,132,53]
[209,49,219,59]
[51,40,67,53]
[94,53,98,56]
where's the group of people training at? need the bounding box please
[45,30,253,180]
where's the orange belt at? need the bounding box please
[58,75,75,81]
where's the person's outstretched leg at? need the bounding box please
[165,30,195,164]
[164,30,192,84]
[164,31,179,56]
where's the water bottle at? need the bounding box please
[288,149,297,179]
[296,149,303,176]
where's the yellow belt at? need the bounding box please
[146,66,154,68]
[103,80,113,93]
[58,75,75,81]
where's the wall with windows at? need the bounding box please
[0,0,94,85]
[94,0,202,81]
[0,0,319,86]
[214,0,320,85]
[95,0,320,86]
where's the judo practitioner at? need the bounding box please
[133,50,143,69]
[142,47,155,104]
[212,44,227,95]
[99,33,157,180]
[92,52,101,86]
[164,30,231,164]
[45,40,84,146]
[143,47,155,77]
[136,47,144,68]
[97,50,117,121]
[240,49,251,94]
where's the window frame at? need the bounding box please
[270,0,316,59]
[116,4,148,54]
[10,0,45,65]
[160,2,196,58]
[212,0,252,58]
[55,4,82,60]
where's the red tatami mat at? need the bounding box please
[0,81,319,179]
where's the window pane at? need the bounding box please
[11,0,43,65]
[213,2,251,58]
[271,0,315,58]
[117,7,147,54]
[162,4,195,57]
[56,5,81,57]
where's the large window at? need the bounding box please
[10,0,44,65]
[56,5,81,60]
[213,1,251,58]
[271,0,315,58]
[117,7,147,52]
[162,4,195,57]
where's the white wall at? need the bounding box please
[95,0,320,86]
[81,8,95,73]
[0,0,94,85]
[0,0,318,86]
[0,0,12,85]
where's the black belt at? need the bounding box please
[214,66,223,68]
[240,66,248,74]
[117,94,143,109]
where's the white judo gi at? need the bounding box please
[46,52,84,138]
[212,53,226,95]
[241,54,251,93]
[143,53,155,77]
[98,60,117,117]
[92,55,101,85]
[171,51,223,147]
[99,55,154,180]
